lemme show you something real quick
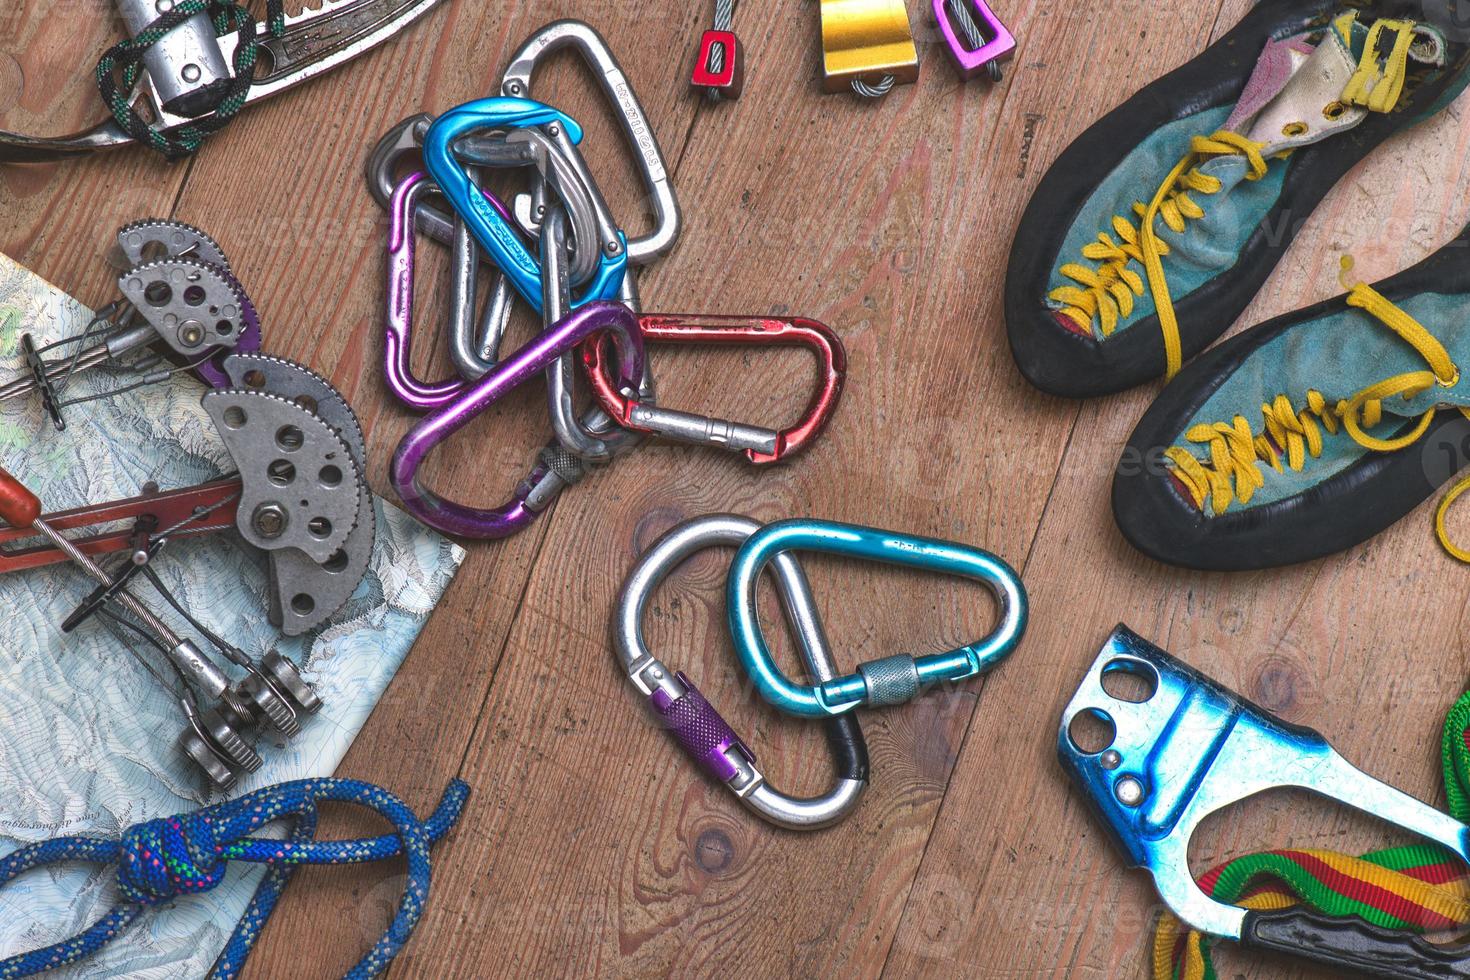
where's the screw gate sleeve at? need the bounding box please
[0,468,41,528]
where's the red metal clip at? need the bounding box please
[691,30,745,99]
[0,478,241,574]
[582,314,846,465]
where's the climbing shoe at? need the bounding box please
[1006,1,1470,397]
[1113,224,1470,570]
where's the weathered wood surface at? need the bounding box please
[3,0,1470,976]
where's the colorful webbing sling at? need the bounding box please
[1152,695,1470,979]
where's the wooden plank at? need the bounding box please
[5,0,1470,977]
[887,0,1470,975]
[391,0,1232,976]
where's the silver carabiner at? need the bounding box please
[615,514,870,831]
[538,207,652,461]
[499,20,681,264]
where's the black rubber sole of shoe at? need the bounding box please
[1113,223,1470,571]
[1005,0,1470,399]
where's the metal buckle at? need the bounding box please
[582,314,847,465]
[1059,625,1470,976]
[389,302,644,538]
[727,519,1028,716]
[616,514,868,830]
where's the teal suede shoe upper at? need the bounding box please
[1045,106,1289,340]
[1166,288,1470,517]
[1045,13,1450,350]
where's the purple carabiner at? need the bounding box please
[383,171,517,411]
[390,301,645,538]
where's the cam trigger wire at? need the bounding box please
[95,1,287,159]
[56,353,216,410]
[98,607,192,697]
[139,562,252,670]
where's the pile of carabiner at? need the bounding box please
[615,515,1028,830]
[363,21,848,539]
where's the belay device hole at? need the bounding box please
[1100,659,1158,703]
[1068,709,1116,755]
[290,593,315,616]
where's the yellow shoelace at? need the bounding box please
[1165,283,1470,560]
[1050,17,1420,381]
[1050,131,1269,379]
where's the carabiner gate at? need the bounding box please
[499,19,681,264]
[582,314,847,464]
[389,302,644,538]
[421,97,628,313]
[727,520,1028,717]
[616,515,868,830]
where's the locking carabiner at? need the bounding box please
[390,302,644,538]
[421,97,628,313]
[582,314,847,464]
[616,515,868,830]
[727,520,1028,717]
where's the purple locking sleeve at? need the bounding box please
[650,672,754,784]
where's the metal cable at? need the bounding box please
[703,0,738,102]
[852,76,895,98]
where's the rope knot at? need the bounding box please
[117,814,228,905]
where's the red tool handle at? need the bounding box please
[0,467,41,528]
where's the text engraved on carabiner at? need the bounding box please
[609,79,665,181]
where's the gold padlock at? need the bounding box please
[819,0,920,93]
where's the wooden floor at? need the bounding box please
[5,0,1470,976]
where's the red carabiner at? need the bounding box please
[581,314,846,465]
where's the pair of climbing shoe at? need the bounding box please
[1006,0,1470,570]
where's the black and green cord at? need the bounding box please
[94,1,286,159]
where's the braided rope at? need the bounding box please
[0,777,469,979]
[95,1,286,159]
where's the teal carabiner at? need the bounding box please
[727,520,1028,717]
[421,96,628,312]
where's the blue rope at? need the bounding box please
[0,777,470,979]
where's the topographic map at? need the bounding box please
[0,251,465,977]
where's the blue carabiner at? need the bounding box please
[421,96,628,312]
[727,519,1028,717]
